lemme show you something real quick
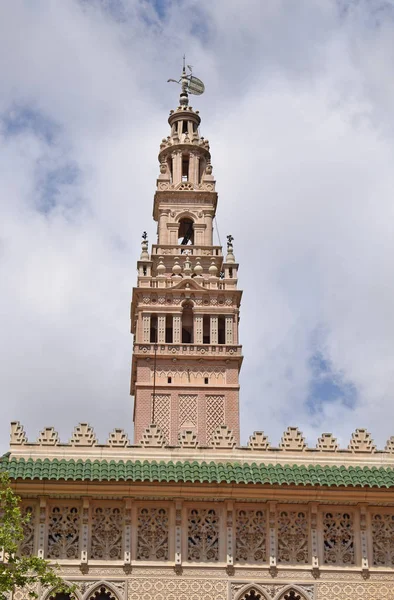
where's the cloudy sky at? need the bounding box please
[1,0,394,453]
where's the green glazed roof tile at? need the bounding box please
[1,453,394,488]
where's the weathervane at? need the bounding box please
[168,55,205,106]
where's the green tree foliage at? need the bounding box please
[0,472,71,600]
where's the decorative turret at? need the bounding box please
[130,61,243,446]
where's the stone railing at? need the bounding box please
[151,245,222,257]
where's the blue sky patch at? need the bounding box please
[1,106,59,144]
[306,351,358,415]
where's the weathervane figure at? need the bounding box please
[167,55,205,106]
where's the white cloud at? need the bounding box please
[1,0,394,452]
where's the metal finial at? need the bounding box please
[227,234,234,246]
[167,56,205,106]
[142,231,148,240]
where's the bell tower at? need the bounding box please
[130,64,243,445]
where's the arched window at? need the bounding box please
[89,587,117,600]
[50,594,72,600]
[243,591,262,600]
[178,218,194,245]
[182,302,193,343]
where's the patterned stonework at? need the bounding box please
[47,504,80,559]
[322,511,354,565]
[136,507,169,560]
[277,510,308,564]
[187,507,219,562]
[236,509,267,563]
[90,506,123,560]
[20,504,36,556]
[371,512,394,566]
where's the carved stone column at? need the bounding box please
[80,497,89,568]
[210,316,218,344]
[142,314,151,343]
[37,497,47,559]
[359,503,369,578]
[174,500,182,573]
[158,315,166,344]
[194,314,203,345]
[268,501,277,576]
[226,501,234,574]
[172,150,182,184]
[173,314,181,344]
[188,152,195,183]
[124,498,132,568]
[225,315,233,344]
[310,503,319,577]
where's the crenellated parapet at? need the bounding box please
[8,421,394,461]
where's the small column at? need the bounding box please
[188,152,195,183]
[173,314,181,344]
[268,501,277,576]
[310,503,319,577]
[210,316,218,344]
[194,314,203,345]
[142,314,151,343]
[124,498,132,568]
[37,497,47,559]
[174,500,182,573]
[172,150,182,184]
[80,497,89,567]
[226,501,234,574]
[359,504,369,578]
[233,311,239,345]
[158,315,166,343]
[225,315,233,344]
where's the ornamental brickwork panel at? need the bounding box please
[322,511,354,565]
[136,507,169,560]
[90,505,123,560]
[371,513,394,566]
[235,508,267,563]
[179,394,198,428]
[47,504,80,559]
[153,395,171,444]
[187,507,219,562]
[277,510,309,564]
[205,396,224,444]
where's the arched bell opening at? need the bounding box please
[178,217,194,245]
[181,301,194,344]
